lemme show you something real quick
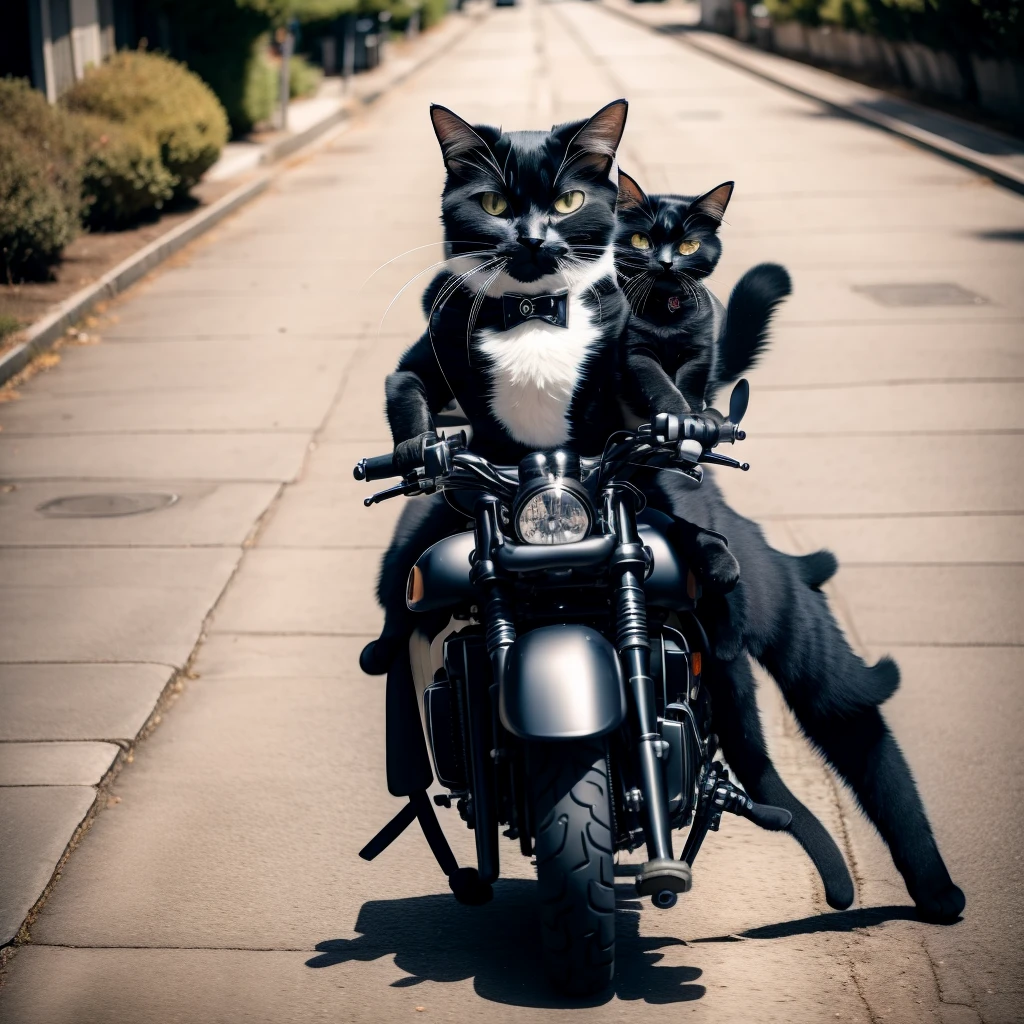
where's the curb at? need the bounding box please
[0,174,272,385]
[601,2,1024,196]
[0,11,486,388]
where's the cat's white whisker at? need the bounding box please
[465,261,509,366]
[363,242,497,285]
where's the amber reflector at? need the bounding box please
[691,651,701,677]
[686,570,698,601]
[407,565,424,604]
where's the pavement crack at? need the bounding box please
[922,942,984,1023]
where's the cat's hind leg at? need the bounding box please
[705,653,856,910]
[792,698,965,922]
[735,542,962,920]
[359,493,470,675]
[755,572,901,718]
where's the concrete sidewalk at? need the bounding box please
[1,0,1022,1020]
[603,0,1024,192]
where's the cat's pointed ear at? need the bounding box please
[562,99,628,180]
[687,182,734,227]
[429,104,501,181]
[616,169,650,215]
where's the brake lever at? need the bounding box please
[700,451,750,471]
[363,478,430,507]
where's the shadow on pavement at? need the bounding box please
[975,228,1024,243]
[692,904,922,943]
[307,879,705,1007]
[856,97,1024,156]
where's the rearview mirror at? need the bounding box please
[729,379,749,425]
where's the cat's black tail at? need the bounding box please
[711,262,791,395]
[706,654,855,911]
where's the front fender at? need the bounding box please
[499,625,627,740]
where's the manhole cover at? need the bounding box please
[36,493,179,519]
[852,282,990,307]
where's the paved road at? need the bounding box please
[1,1,1022,1020]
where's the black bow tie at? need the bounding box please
[501,291,569,331]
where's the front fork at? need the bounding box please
[608,493,673,863]
[609,492,694,900]
[465,497,517,884]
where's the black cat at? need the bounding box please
[613,171,964,923]
[614,170,791,418]
[362,100,860,919]
[660,479,966,922]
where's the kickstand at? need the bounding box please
[359,790,493,906]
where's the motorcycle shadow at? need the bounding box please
[307,879,705,1007]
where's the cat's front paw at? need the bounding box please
[914,880,966,923]
[695,536,740,594]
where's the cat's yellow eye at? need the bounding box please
[480,192,508,216]
[678,239,701,256]
[631,233,651,251]
[553,190,585,214]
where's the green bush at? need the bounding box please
[0,127,79,282]
[379,0,416,30]
[288,53,322,98]
[74,115,176,229]
[0,77,84,224]
[421,0,449,29]
[139,0,274,138]
[62,51,229,197]
[0,313,23,341]
[239,36,279,132]
[765,0,825,26]
[768,0,1024,57]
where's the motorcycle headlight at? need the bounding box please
[515,485,591,545]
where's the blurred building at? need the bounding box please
[2,1,117,101]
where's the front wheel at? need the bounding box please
[529,739,615,995]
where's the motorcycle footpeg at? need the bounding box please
[634,857,692,897]
[740,800,792,832]
[713,778,793,832]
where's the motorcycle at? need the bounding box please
[353,380,793,995]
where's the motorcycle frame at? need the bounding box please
[429,483,710,885]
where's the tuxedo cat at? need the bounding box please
[364,100,859,918]
[614,169,790,417]
[613,170,964,923]
[384,100,630,469]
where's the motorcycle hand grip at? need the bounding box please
[741,801,792,832]
[353,453,398,482]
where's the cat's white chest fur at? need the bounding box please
[476,293,601,449]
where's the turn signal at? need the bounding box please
[691,651,701,677]
[407,565,424,605]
